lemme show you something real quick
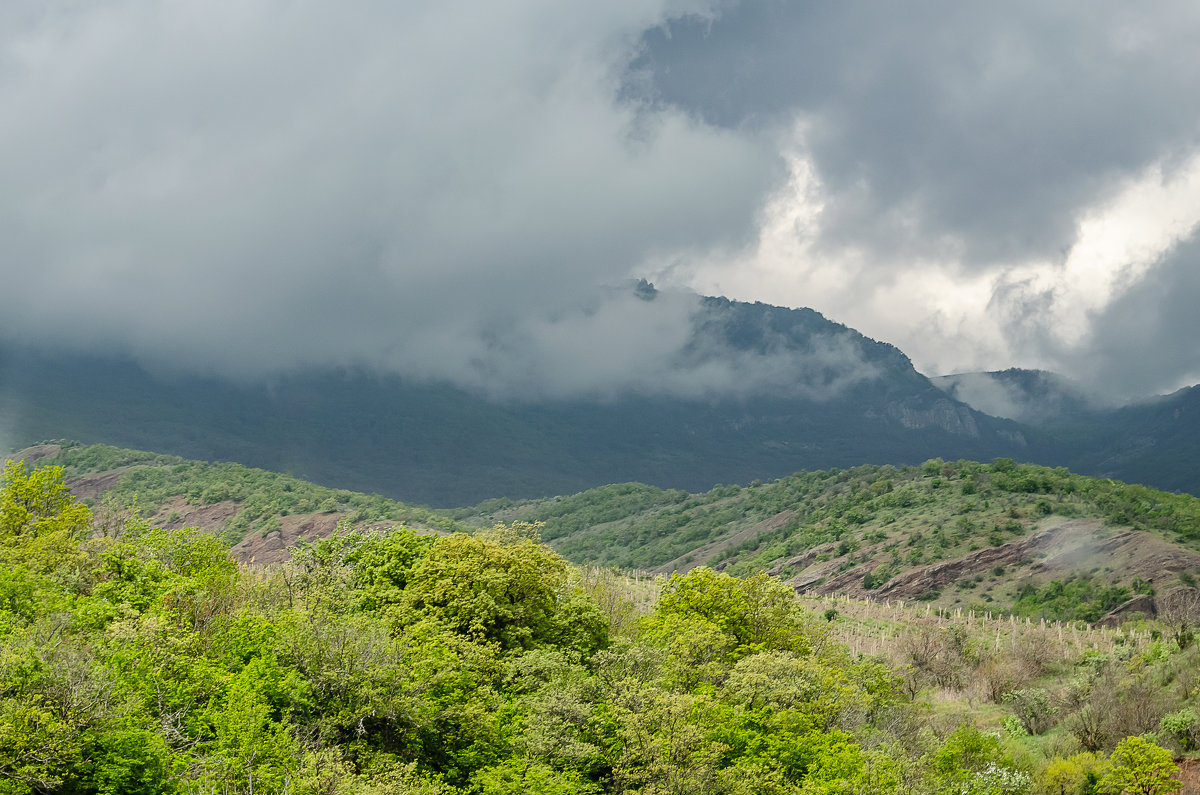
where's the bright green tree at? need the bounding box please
[1101,736,1181,795]
[398,524,606,654]
[471,759,593,795]
[1038,752,1104,795]
[648,568,817,659]
[0,460,91,575]
[0,462,96,793]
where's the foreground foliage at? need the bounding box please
[1,461,1187,794]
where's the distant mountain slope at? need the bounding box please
[0,296,1044,505]
[1061,384,1200,494]
[934,369,1200,495]
[933,369,1098,424]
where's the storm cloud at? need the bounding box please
[635,1,1200,399]
[0,0,782,398]
[633,2,1200,268]
[1067,228,1200,401]
[3,1,1200,402]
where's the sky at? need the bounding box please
[3,1,1200,404]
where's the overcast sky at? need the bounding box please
[3,1,1199,403]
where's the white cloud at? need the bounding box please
[670,116,1200,399]
[637,2,1200,399]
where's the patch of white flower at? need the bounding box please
[959,762,1031,794]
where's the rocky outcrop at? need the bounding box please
[885,398,980,437]
[657,510,797,574]
[788,518,1200,609]
[1096,594,1157,627]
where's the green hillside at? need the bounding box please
[12,442,1200,626]
[455,458,1200,622]
[7,442,467,558]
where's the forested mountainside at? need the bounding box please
[4,457,1200,794]
[0,296,1049,506]
[936,369,1200,496]
[7,298,1200,507]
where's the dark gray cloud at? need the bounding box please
[2,1,1199,403]
[631,2,1200,268]
[0,0,784,397]
[1065,229,1200,400]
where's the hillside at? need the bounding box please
[4,451,1200,794]
[5,442,468,565]
[1060,385,1200,495]
[16,442,1200,627]
[455,457,1200,622]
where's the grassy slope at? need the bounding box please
[11,442,1200,622]
[454,458,1200,619]
[807,592,1200,784]
[7,442,469,548]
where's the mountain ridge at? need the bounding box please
[1,295,1045,505]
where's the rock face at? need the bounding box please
[886,399,981,437]
[939,403,982,437]
[873,541,1037,600]
[788,518,1200,605]
[794,535,1042,601]
[1096,594,1157,627]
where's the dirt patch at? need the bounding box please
[654,510,796,575]
[68,469,130,501]
[232,513,345,565]
[766,542,839,579]
[147,496,244,534]
[790,518,1200,603]
[144,498,368,564]
[1069,528,1200,588]
[6,446,129,502]
[1178,757,1200,795]
[3,444,62,466]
